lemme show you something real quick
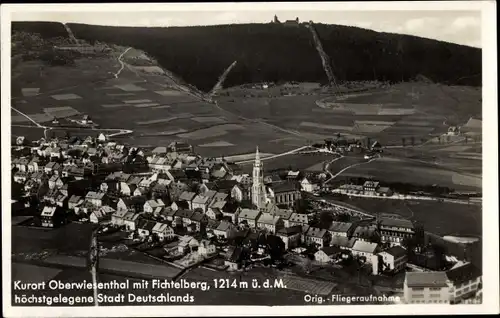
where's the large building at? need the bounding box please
[379,217,415,246]
[404,272,451,304]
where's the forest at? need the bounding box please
[12,21,482,92]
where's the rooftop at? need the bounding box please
[405,272,449,288]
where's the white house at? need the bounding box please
[300,177,315,193]
[351,241,379,263]
[198,240,217,257]
[152,222,175,241]
[372,246,408,275]
[143,199,165,214]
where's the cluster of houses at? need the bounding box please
[11,134,482,303]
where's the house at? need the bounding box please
[271,181,301,207]
[315,246,342,263]
[137,219,157,238]
[111,210,128,227]
[68,195,83,210]
[238,209,261,228]
[351,224,379,243]
[372,246,408,275]
[177,235,200,254]
[274,208,293,228]
[89,205,116,224]
[152,222,175,241]
[288,213,309,227]
[446,262,482,304]
[276,225,302,250]
[117,196,147,212]
[174,209,195,227]
[304,227,330,248]
[192,191,217,213]
[100,180,119,193]
[143,199,165,214]
[221,201,240,224]
[329,222,354,237]
[160,207,177,222]
[206,202,224,220]
[122,212,140,231]
[300,177,315,193]
[230,184,245,202]
[189,211,208,232]
[403,272,451,304]
[224,246,244,271]
[379,217,415,246]
[120,182,136,196]
[363,181,380,194]
[330,236,357,250]
[178,191,196,210]
[40,206,65,228]
[85,191,107,207]
[133,187,148,197]
[213,221,238,239]
[376,187,393,197]
[44,161,61,175]
[256,213,283,234]
[209,192,228,206]
[48,175,64,189]
[351,241,379,263]
[198,240,217,257]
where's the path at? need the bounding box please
[235,145,310,165]
[323,155,345,183]
[328,155,380,182]
[113,47,133,78]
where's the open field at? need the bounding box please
[339,157,481,191]
[347,198,481,238]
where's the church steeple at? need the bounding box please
[252,146,266,210]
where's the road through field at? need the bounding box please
[234,145,310,165]
[328,156,380,182]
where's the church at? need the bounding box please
[251,146,271,210]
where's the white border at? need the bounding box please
[1,2,498,317]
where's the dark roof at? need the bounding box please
[405,272,449,288]
[169,169,187,180]
[277,225,302,236]
[190,211,206,222]
[176,209,194,219]
[320,246,342,256]
[272,181,299,193]
[446,263,482,286]
[380,217,414,229]
[226,246,243,262]
[215,179,238,191]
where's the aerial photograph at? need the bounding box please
[7,5,486,309]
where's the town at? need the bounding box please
[11,128,482,305]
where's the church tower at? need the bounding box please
[252,146,266,210]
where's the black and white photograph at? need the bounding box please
[2,2,498,317]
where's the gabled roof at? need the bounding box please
[176,209,195,219]
[330,236,356,248]
[352,240,378,254]
[405,272,449,288]
[272,181,299,193]
[277,225,302,236]
[215,221,235,232]
[41,206,58,217]
[123,212,139,222]
[329,221,353,233]
[179,191,196,201]
[319,246,342,256]
[381,246,407,258]
[289,213,309,224]
[152,222,171,233]
[306,227,327,239]
[190,211,206,223]
[257,213,281,225]
[238,208,261,221]
[146,199,164,208]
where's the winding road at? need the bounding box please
[114,47,133,78]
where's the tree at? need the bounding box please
[402,137,406,147]
[410,136,415,147]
